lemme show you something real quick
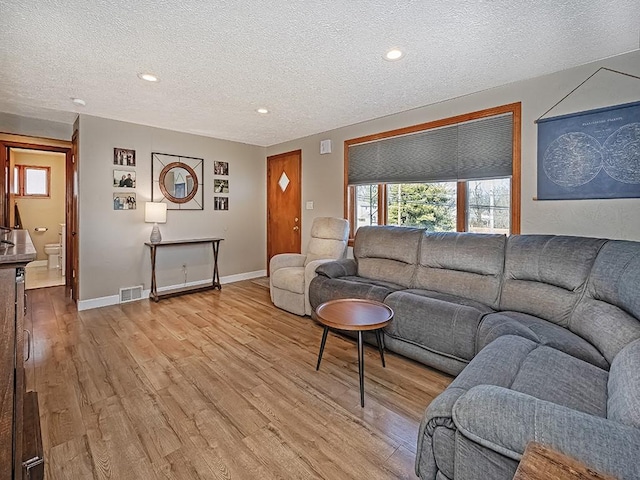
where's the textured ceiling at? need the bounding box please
[1,1,639,147]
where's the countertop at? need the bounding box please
[0,229,37,266]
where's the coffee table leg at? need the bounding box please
[375,330,386,368]
[358,330,365,407]
[316,326,329,371]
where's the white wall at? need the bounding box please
[0,112,72,140]
[78,115,266,303]
[266,50,640,246]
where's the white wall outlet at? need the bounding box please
[306,201,314,210]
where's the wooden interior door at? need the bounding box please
[267,150,302,273]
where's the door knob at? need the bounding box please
[293,226,299,231]
[294,218,299,222]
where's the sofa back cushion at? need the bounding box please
[500,235,606,326]
[413,232,506,308]
[572,240,640,364]
[353,225,422,288]
[607,339,640,428]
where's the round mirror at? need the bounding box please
[158,162,198,203]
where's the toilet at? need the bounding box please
[44,243,61,269]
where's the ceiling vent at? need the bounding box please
[119,285,143,304]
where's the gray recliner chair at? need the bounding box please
[270,217,349,316]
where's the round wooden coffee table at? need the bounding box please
[314,298,394,407]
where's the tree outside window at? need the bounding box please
[387,182,456,231]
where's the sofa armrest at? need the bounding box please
[270,253,306,273]
[303,259,337,315]
[416,387,467,478]
[314,258,357,278]
[452,385,640,480]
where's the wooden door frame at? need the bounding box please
[69,131,79,301]
[0,139,76,298]
[266,149,302,274]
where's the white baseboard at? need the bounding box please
[77,294,120,311]
[220,269,267,284]
[77,269,268,311]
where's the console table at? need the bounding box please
[145,238,223,302]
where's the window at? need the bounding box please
[14,165,51,197]
[355,184,379,229]
[344,103,521,240]
[467,178,511,234]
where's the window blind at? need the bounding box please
[348,113,513,185]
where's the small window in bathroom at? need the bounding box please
[15,165,50,198]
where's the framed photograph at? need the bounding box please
[114,148,136,166]
[113,169,136,188]
[214,179,229,193]
[214,161,229,176]
[113,193,136,210]
[214,196,229,211]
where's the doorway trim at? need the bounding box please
[0,139,77,300]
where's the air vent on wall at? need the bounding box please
[119,285,143,303]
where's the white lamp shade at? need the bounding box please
[145,202,167,224]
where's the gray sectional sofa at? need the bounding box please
[308,226,640,480]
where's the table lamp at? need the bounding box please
[145,202,167,243]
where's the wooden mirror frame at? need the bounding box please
[158,161,198,204]
[152,152,204,210]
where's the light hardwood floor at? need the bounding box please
[26,281,452,479]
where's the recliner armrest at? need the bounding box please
[314,258,357,278]
[452,385,640,479]
[269,253,306,273]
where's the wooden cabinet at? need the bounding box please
[514,442,615,480]
[0,230,42,480]
[0,268,18,480]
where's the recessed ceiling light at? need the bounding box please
[256,108,269,114]
[384,48,404,61]
[138,73,159,82]
[71,98,86,106]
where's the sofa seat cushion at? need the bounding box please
[402,289,495,313]
[509,344,609,417]
[385,290,493,362]
[271,266,305,294]
[307,275,404,310]
[477,311,609,370]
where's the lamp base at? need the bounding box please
[150,223,162,243]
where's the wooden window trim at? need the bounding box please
[15,165,51,198]
[456,180,467,232]
[344,102,522,243]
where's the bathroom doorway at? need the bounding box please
[11,148,66,289]
[1,138,76,297]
